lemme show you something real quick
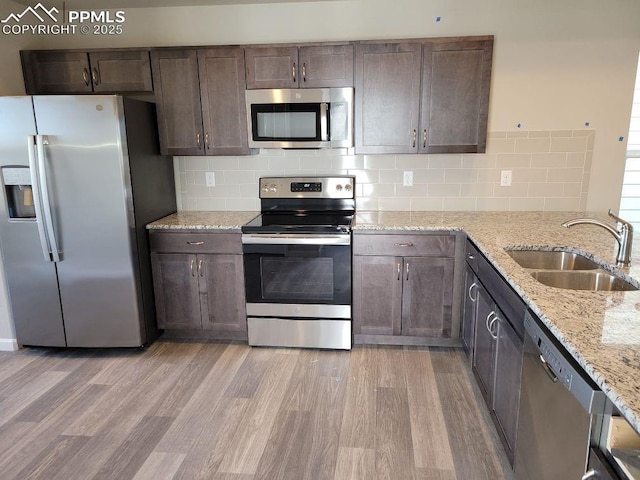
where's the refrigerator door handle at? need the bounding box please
[27,135,54,262]
[35,135,61,262]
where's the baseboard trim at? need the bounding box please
[0,338,19,351]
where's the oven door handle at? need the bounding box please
[242,234,351,246]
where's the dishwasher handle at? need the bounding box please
[539,354,559,383]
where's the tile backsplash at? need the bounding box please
[175,129,594,212]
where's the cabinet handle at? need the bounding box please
[190,259,195,277]
[411,129,417,148]
[196,133,201,148]
[186,241,204,245]
[292,62,297,83]
[489,315,499,340]
[467,253,476,260]
[82,68,90,86]
[302,63,306,82]
[423,129,427,148]
[198,259,204,277]
[397,262,401,281]
[406,261,410,281]
[581,470,598,480]
[468,282,478,302]
[205,133,210,149]
[486,311,495,333]
[91,67,100,86]
[394,243,414,247]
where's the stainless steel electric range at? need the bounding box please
[241,176,355,350]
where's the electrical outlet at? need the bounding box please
[205,172,215,187]
[403,171,414,187]
[500,170,512,187]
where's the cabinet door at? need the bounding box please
[401,256,454,337]
[245,46,299,89]
[298,44,354,88]
[151,253,202,329]
[151,49,204,156]
[419,39,493,154]
[493,315,523,457]
[353,255,402,335]
[473,283,496,403]
[354,43,422,154]
[198,47,253,155]
[198,254,247,334]
[88,50,153,92]
[462,265,479,357]
[21,51,92,94]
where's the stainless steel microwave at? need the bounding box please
[245,87,353,149]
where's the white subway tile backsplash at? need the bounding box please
[486,138,515,153]
[178,129,593,212]
[531,153,566,168]
[428,154,462,169]
[496,153,531,169]
[550,136,588,153]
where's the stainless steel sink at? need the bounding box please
[506,249,600,271]
[504,247,638,291]
[530,271,638,292]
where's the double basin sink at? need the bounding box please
[505,249,638,292]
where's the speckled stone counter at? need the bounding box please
[355,211,640,434]
[146,211,259,231]
[147,210,640,433]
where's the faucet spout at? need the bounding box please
[562,210,633,267]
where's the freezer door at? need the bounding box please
[0,96,66,346]
[32,96,144,347]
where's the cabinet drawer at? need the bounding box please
[353,233,455,257]
[149,231,242,254]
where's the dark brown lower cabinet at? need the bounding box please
[150,232,247,339]
[352,233,457,343]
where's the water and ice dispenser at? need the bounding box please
[2,166,35,219]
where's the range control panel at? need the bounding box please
[259,176,355,199]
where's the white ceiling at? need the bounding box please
[12,0,328,8]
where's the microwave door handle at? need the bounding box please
[320,103,329,141]
[27,136,53,262]
[35,135,61,262]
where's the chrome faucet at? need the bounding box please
[562,210,633,266]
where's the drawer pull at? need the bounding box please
[468,282,478,301]
[394,243,414,247]
[186,241,205,245]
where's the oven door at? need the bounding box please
[242,234,351,318]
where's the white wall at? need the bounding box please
[0,0,638,343]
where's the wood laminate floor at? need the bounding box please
[0,342,514,480]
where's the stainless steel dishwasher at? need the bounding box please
[515,311,606,479]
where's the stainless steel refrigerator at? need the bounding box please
[0,95,176,347]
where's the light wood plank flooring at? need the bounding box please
[0,342,514,479]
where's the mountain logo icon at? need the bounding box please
[1,3,59,23]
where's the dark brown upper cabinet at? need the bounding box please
[151,47,253,156]
[421,39,493,154]
[21,50,153,94]
[245,44,354,89]
[355,42,423,154]
[355,36,493,154]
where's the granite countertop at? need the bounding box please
[146,211,259,231]
[148,210,640,433]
